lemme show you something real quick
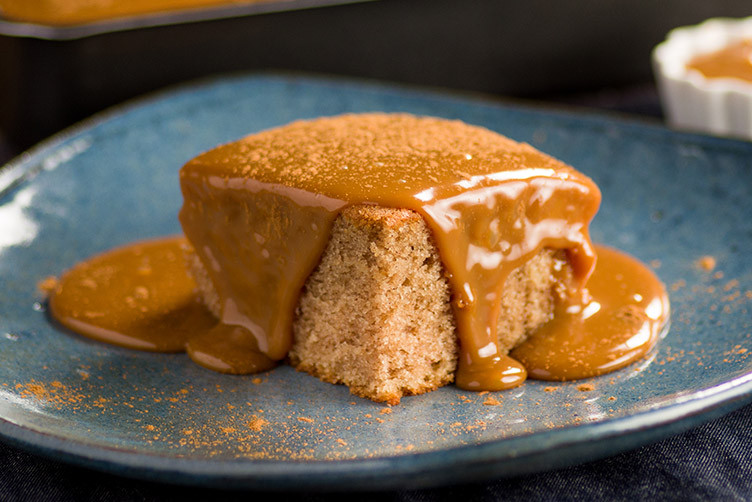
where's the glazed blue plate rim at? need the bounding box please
[0,369,750,490]
[1,72,752,490]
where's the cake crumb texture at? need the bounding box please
[289,205,568,404]
[289,205,456,405]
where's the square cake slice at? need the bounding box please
[180,113,598,402]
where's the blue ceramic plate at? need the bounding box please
[1,74,751,490]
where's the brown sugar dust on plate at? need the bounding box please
[46,113,670,405]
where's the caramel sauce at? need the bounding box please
[49,237,214,353]
[48,238,667,386]
[178,114,600,390]
[48,114,669,393]
[686,39,752,83]
[48,236,276,373]
[512,246,669,380]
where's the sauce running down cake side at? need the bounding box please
[48,113,669,403]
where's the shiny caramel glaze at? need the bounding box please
[48,236,275,374]
[48,238,668,386]
[179,114,601,390]
[686,39,752,83]
[49,237,214,352]
[512,245,669,380]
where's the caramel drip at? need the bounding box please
[512,245,669,380]
[187,323,275,374]
[686,39,752,83]
[49,237,215,353]
[48,236,276,374]
[47,239,668,387]
[179,114,601,390]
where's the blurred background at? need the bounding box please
[0,0,750,163]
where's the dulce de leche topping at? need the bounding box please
[512,245,669,381]
[179,113,602,390]
[686,39,752,83]
[49,237,216,352]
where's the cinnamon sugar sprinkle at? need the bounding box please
[6,366,662,460]
[697,256,716,271]
[190,114,576,196]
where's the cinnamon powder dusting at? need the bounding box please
[8,369,645,455]
[247,416,268,431]
[15,380,86,407]
[697,256,716,271]
[194,114,575,191]
[37,276,58,295]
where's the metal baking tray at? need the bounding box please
[1,0,750,151]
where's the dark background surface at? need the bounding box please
[1,1,752,500]
[2,0,751,150]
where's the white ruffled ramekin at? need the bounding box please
[653,16,752,140]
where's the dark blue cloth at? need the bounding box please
[1,402,751,501]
